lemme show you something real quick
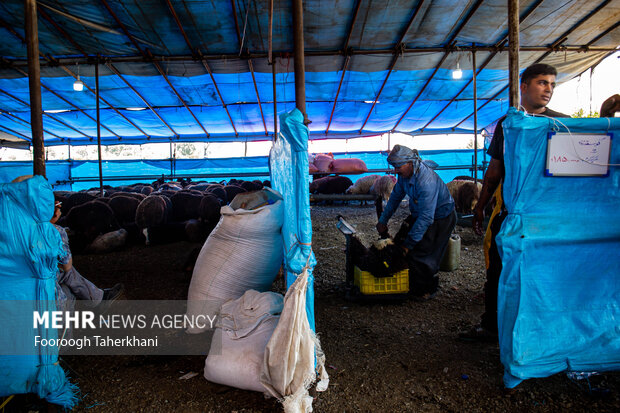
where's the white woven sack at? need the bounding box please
[186,200,284,333]
[260,268,329,413]
[204,290,283,392]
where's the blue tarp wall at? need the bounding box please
[0,176,77,407]
[0,149,485,190]
[498,109,620,388]
[269,109,317,331]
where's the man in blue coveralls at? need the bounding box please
[376,145,457,300]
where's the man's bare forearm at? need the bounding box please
[475,158,503,214]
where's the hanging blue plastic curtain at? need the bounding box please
[0,176,78,407]
[497,109,620,388]
[269,109,316,331]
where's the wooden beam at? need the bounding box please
[390,50,452,132]
[95,62,103,195]
[58,64,150,138]
[0,109,62,139]
[165,0,195,55]
[248,59,268,136]
[421,0,546,131]
[231,0,242,50]
[201,57,238,136]
[37,5,88,56]
[25,0,45,176]
[343,0,362,52]
[99,0,144,54]
[454,0,614,129]
[0,117,32,140]
[292,0,308,124]
[508,0,520,108]
[0,87,91,138]
[105,63,179,137]
[272,55,278,139]
[396,0,426,46]
[6,45,619,68]
[472,48,478,180]
[326,55,350,134]
[586,20,620,46]
[389,0,484,132]
[152,60,210,137]
[1,14,121,140]
[358,52,400,133]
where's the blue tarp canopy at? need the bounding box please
[498,110,620,387]
[0,1,618,146]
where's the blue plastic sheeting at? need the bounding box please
[497,109,620,388]
[0,66,557,145]
[269,109,316,331]
[0,69,513,144]
[0,161,72,190]
[0,149,484,191]
[0,0,617,145]
[0,176,78,407]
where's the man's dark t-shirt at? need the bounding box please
[487,108,569,162]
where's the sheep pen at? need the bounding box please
[25,203,618,413]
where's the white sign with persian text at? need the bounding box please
[545,132,612,177]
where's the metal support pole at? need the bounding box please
[268,0,278,141]
[169,141,174,178]
[472,47,478,181]
[25,0,45,176]
[268,0,273,64]
[508,0,520,108]
[272,58,278,140]
[95,61,103,196]
[292,0,308,125]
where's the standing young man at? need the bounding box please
[460,63,569,341]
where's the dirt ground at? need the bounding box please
[11,203,618,412]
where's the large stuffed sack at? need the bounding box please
[261,266,329,412]
[312,153,334,173]
[331,158,368,174]
[204,290,283,392]
[346,174,379,194]
[186,189,284,333]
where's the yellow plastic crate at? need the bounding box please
[353,266,409,295]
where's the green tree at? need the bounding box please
[572,108,599,118]
[176,143,196,157]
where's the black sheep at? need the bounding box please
[108,195,141,226]
[206,184,227,205]
[65,200,119,250]
[170,191,203,222]
[135,195,170,230]
[199,193,222,229]
[62,192,96,216]
[223,185,246,204]
[349,235,408,278]
[309,176,353,194]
